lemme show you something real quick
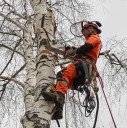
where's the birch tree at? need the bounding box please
[0,0,57,127]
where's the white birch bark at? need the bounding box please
[24,0,57,127]
[20,22,36,127]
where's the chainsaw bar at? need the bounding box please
[45,46,64,55]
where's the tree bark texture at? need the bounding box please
[20,1,57,128]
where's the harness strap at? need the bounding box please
[80,58,89,83]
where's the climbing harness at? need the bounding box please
[71,56,99,128]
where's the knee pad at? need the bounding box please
[56,68,68,85]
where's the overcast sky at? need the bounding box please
[89,0,127,42]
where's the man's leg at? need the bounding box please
[42,63,76,119]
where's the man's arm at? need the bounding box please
[76,43,93,55]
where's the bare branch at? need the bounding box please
[0,40,22,75]
[99,50,110,55]
[0,76,25,88]
[0,64,26,100]
[56,60,71,66]
[0,43,24,57]
[0,12,25,30]
[3,0,26,19]
[0,29,23,38]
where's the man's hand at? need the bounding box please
[64,46,76,58]
[65,48,75,58]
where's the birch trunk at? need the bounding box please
[20,0,57,127]
[33,9,56,128]
[20,22,36,127]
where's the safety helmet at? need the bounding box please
[82,21,101,34]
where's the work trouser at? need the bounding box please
[55,61,97,95]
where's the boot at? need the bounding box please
[52,92,65,120]
[42,87,65,120]
[42,85,56,101]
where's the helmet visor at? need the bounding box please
[70,21,88,37]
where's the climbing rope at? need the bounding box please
[93,94,99,128]
[77,85,99,128]
[91,60,117,128]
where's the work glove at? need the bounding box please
[64,46,76,58]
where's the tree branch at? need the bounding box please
[0,64,26,100]
[0,76,25,88]
[0,43,24,57]
[0,12,25,30]
[0,30,22,38]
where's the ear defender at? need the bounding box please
[92,21,102,27]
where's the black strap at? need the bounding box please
[81,57,89,83]
[56,119,60,127]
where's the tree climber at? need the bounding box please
[42,21,102,120]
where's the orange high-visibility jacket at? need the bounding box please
[76,34,102,62]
